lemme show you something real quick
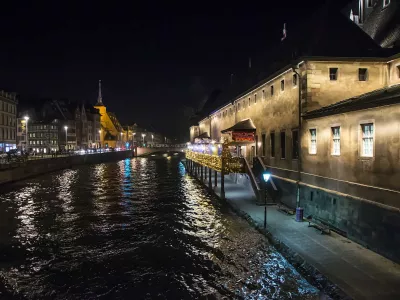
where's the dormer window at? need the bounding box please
[383,0,390,8]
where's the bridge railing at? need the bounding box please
[137,144,187,148]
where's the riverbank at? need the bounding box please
[187,166,400,300]
[0,150,132,185]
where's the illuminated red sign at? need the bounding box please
[232,132,255,142]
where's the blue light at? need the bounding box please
[262,172,271,182]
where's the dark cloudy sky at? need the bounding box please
[0,0,350,139]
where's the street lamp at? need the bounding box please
[151,134,154,144]
[24,116,29,151]
[64,126,68,150]
[262,171,271,229]
[98,130,102,148]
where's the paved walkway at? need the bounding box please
[197,171,400,300]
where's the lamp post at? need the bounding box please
[98,129,102,149]
[24,116,29,151]
[64,126,68,150]
[151,134,154,145]
[262,171,271,229]
[132,132,136,149]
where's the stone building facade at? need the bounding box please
[0,91,18,152]
[189,52,400,262]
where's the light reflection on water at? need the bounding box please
[0,157,320,299]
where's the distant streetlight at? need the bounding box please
[24,116,29,150]
[151,134,154,144]
[262,171,271,229]
[164,137,167,143]
[64,126,68,150]
[98,129,102,148]
[142,133,146,144]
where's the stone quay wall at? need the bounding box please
[0,151,132,185]
[272,175,400,263]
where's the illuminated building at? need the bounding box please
[189,6,400,262]
[0,90,18,152]
[94,80,124,148]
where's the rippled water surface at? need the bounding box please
[0,157,320,299]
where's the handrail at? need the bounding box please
[244,157,262,202]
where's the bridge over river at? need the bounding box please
[134,144,186,157]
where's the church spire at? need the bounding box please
[98,80,103,104]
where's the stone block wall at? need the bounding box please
[275,179,400,263]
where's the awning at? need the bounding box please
[221,118,256,133]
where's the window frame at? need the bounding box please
[262,89,265,100]
[358,68,368,81]
[329,68,338,81]
[309,128,317,155]
[292,74,297,87]
[280,79,285,91]
[271,85,274,96]
[359,121,375,158]
[270,132,275,158]
[396,65,400,79]
[254,93,257,104]
[280,130,286,159]
[331,125,341,156]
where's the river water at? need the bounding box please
[0,157,321,299]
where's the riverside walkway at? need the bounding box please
[197,172,400,300]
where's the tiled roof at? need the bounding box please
[303,84,400,119]
[362,0,400,48]
[198,3,387,119]
[221,118,256,133]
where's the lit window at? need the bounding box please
[281,79,285,91]
[293,74,297,86]
[309,129,317,154]
[383,0,390,8]
[359,68,368,81]
[332,127,340,155]
[262,89,265,100]
[361,123,374,157]
[254,94,257,104]
[329,68,338,80]
[271,85,274,96]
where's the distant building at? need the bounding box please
[28,120,59,153]
[0,91,18,152]
[94,80,124,148]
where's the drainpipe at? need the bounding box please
[292,61,303,209]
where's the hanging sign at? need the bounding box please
[232,132,255,142]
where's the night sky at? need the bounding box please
[0,0,350,139]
